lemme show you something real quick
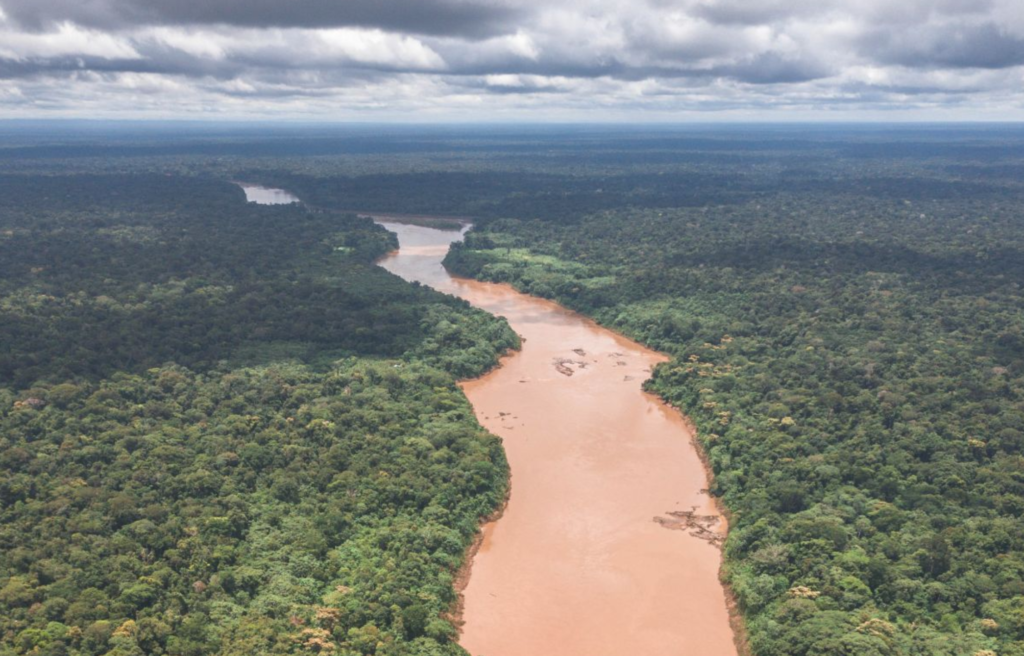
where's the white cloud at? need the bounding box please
[312,29,445,69]
[137,26,445,70]
[0,21,141,60]
[500,30,540,60]
[141,27,227,60]
[1,0,1024,119]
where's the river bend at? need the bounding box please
[375,220,737,656]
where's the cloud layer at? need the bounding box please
[1,0,1023,119]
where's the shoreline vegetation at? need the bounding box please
[678,413,752,656]
[368,225,516,643]
[445,481,510,638]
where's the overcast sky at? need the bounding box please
[1,0,1023,121]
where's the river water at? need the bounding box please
[237,183,300,205]
[374,221,738,656]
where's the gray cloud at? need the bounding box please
[716,53,831,85]
[1,0,1023,119]
[862,22,1024,69]
[2,0,524,38]
[685,0,834,26]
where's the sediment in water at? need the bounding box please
[375,219,740,656]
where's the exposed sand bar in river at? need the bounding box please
[375,221,738,656]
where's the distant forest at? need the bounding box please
[2,124,1024,655]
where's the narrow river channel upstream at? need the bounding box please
[374,219,738,656]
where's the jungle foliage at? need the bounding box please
[6,124,1024,656]
[442,141,1024,655]
[0,173,517,656]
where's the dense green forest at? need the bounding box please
[5,124,1024,656]
[443,166,1024,653]
[238,125,1024,655]
[0,173,518,656]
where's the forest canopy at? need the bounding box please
[4,124,1024,656]
[0,173,517,656]
[441,139,1024,655]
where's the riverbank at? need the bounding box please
[375,218,738,656]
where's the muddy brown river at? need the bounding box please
[236,179,739,653]
[375,220,738,656]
